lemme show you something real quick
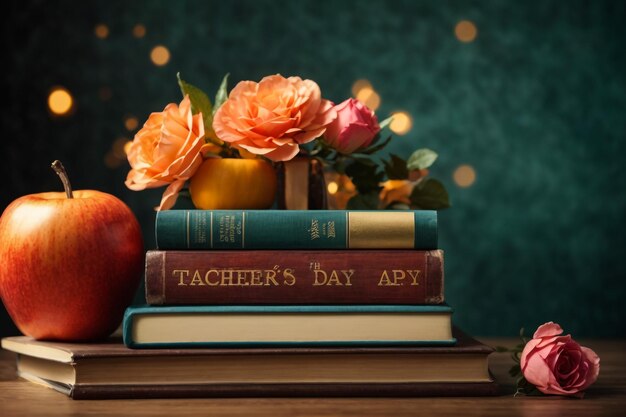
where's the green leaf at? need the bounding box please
[378,115,393,131]
[346,192,380,210]
[384,154,409,180]
[345,159,384,194]
[406,148,438,171]
[177,73,223,145]
[410,178,451,209]
[177,72,216,134]
[213,73,230,116]
[177,72,213,118]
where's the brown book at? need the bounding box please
[145,249,444,305]
[1,329,498,399]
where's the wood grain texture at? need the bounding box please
[0,338,624,416]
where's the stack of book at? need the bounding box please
[2,209,497,399]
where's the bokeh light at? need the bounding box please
[94,24,109,39]
[389,111,413,135]
[47,87,74,116]
[351,79,372,97]
[327,181,339,195]
[455,20,477,43]
[123,140,133,155]
[132,24,146,38]
[453,164,476,187]
[356,87,381,111]
[112,138,129,159]
[124,116,139,131]
[150,45,171,66]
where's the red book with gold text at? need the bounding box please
[144,249,444,305]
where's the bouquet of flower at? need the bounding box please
[125,73,450,211]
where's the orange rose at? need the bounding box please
[125,95,210,210]
[212,74,336,161]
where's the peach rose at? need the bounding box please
[323,98,380,154]
[212,74,336,162]
[520,322,600,397]
[125,95,210,210]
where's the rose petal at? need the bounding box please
[533,322,564,339]
[157,179,186,211]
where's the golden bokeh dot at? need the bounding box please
[112,137,129,158]
[48,88,74,116]
[104,151,121,169]
[124,116,139,131]
[453,164,477,188]
[132,24,146,38]
[123,140,133,156]
[351,79,372,97]
[356,87,381,111]
[94,24,109,39]
[150,45,171,66]
[455,20,477,43]
[389,111,413,135]
[327,181,339,195]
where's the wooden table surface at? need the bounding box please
[0,338,624,416]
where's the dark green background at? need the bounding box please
[1,0,625,337]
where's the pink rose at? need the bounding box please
[323,98,380,154]
[520,322,600,397]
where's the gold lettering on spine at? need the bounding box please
[265,268,279,286]
[250,270,263,286]
[173,269,189,286]
[342,270,354,286]
[408,270,421,285]
[326,271,342,286]
[236,270,250,286]
[313,269,327,285]
[189,270,205,286]
[221,270,234,286]
[348,212,414,248]
[392,270,406,285]
[283,269,296,286]
[205,270,220,286]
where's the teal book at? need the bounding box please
[123,305,455,348]
[155,209,437,250]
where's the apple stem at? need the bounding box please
[51,160,74,199]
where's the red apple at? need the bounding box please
[0,161,144,341]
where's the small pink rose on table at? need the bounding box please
[498,322,600,398]
[521,322,600,397]
[323,98,381,154]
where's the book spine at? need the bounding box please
[155,210,437,250]
[145,250,444,305]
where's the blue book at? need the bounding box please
[123,305,455,348]
[155,209,438,250]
